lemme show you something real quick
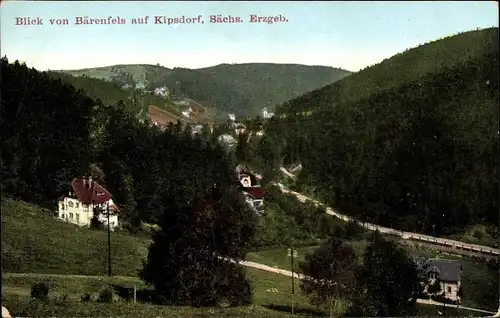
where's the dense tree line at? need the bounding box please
[1,59,95,204]
[1,57,258,306]
[256,48,499,239]
[1,58,237,226]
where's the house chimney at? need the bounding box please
[83,176,87,188]
[88,176,93,187]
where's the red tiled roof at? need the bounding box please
[71,178,112,205]
[243,186,265,199]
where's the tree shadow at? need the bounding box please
[262,303,326,317]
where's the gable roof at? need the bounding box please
[426,259,462,282]
[70,178,112,205]
[243,186,265,199]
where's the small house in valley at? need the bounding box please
[57,176,120,230]
[419,258,463,302]
[236,166,265,214]
[242,186,265,213]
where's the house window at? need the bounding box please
[76,203,79,208]
[69,213,73,219]
[76,214,80,222]
[68,201,74,208]
[447,286,451,293]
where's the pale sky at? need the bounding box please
[1,1,498,72]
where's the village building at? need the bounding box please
[236,166,265,214]
[218,134,237,148]
[234,122,247,135]
[242,186,265,213]
[414,257,463,303]
[262,107,275,119]
[57,177,120,230]
[425,259,462,302]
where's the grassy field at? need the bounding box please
[1,272,481,318]
[2,269,321,317]
[246,240,369,272]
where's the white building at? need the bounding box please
[154,87,169,97]
[262,107,275,119]
[217,134,237,148]
[228,113,236,122]
[182,107,193,118]
[57,177,120,230]
[237,172,265,214]
[234,123,247,135]
[191,124,204,135]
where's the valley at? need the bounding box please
[57,62,351,118]
[1,20,499,318]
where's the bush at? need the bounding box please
[90,215,105,230]
[487,258,499,271]
[30,282,49,301]
[81,293,91,302]
[427,280,442,294]
[97,286,115,303]
[345,219,365,240]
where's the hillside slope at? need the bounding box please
[61,63,351,117]
[1,197,149,276]
[47,71,189,119]
[260,28,499,239]
[277,27,499,114]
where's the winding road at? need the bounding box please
[273,168,499,257]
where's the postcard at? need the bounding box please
[1,1,499,317]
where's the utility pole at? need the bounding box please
[443,282,446,316]
[291,244,295,315]
[107,201,112,277]
[288,239,295,315]
[497,94,500,318]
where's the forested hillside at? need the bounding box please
[246,28,499,241]
[0,57,246,229]
[277,27,499,115]
[62,63,351,117]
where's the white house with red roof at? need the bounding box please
[57,176,120,230]
[236,168,265,213]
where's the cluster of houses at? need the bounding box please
[227,113,264,137]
